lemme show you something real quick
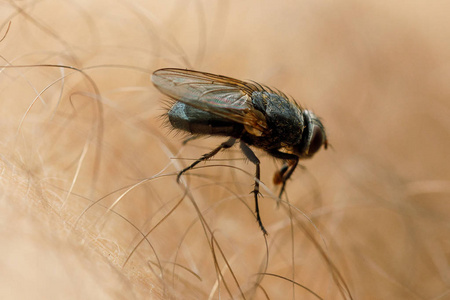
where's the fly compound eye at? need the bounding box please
[307,125,325,156]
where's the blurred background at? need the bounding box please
[1,0,449,299]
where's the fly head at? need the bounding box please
[294,110,328,158]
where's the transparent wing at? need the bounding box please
[152,68,267,131]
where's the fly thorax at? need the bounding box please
[263,94,304,145]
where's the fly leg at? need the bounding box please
[177,137,236,182]
[267,149,301,200]
[240,142,267,235]
[277,158,299,198]
[273,163,289,185]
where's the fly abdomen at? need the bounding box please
[168,102,240,136]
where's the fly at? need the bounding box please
[152,68,328,235]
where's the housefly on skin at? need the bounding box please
[152,68,328,235]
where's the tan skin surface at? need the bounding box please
[1,1,450,299]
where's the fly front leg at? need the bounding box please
[240,141,267,235]
[277,158,299,198]
[177,137,236,182]
[273,163,289,185]
[267,149,300,199]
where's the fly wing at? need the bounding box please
[152,68,268,133]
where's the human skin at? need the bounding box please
[1,1,449,299]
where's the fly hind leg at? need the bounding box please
[239,142,267,235]
[177,137,236,182]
